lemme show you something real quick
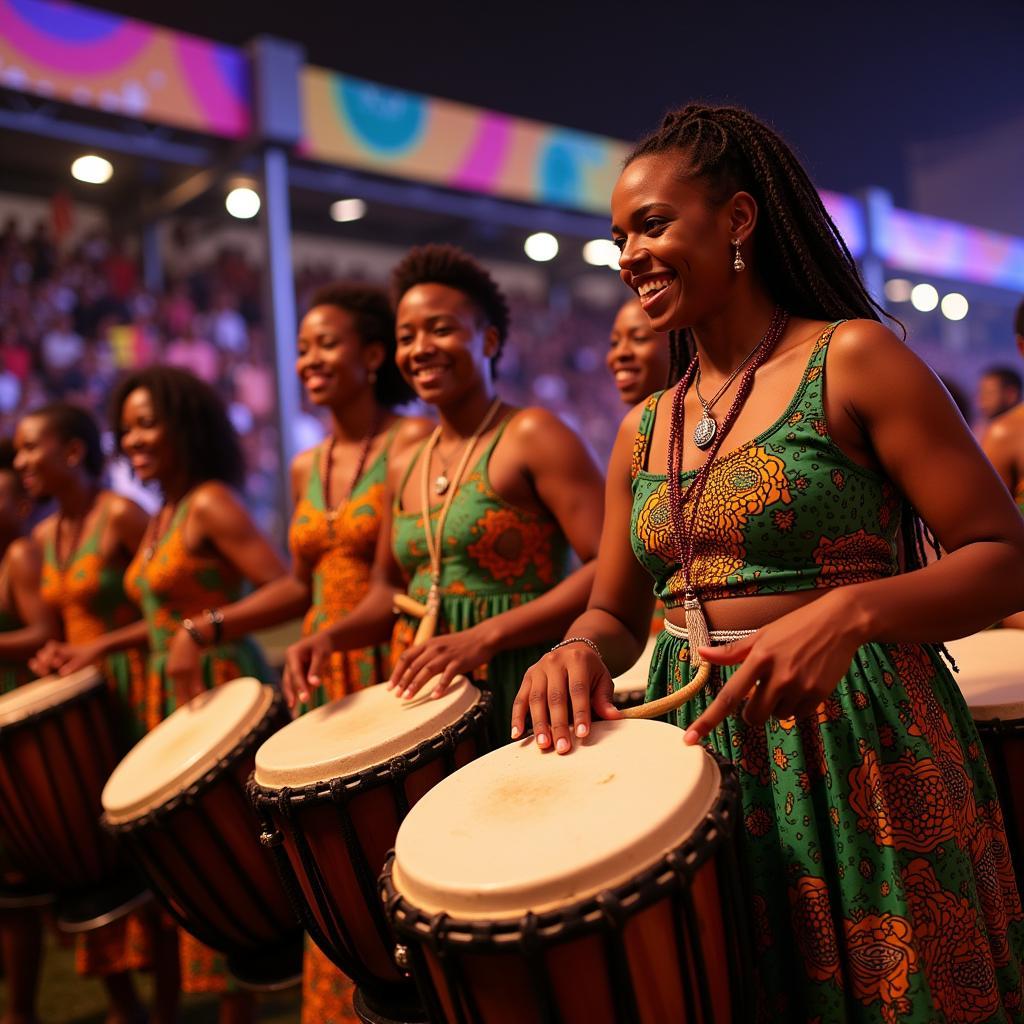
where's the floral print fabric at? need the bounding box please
[631,323,902,606]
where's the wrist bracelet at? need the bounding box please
[182,618,206,647]
[204,608,224,645]
[550,636,603,661]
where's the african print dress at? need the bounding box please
[124,494,268,994]
[39,495,152,978]
[288,433,396,1024]
[631,322,1024,1023]
[0,572,27,694]
[392,416,570,739]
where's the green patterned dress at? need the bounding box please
[630,323,1024,1023]
[392,416,570,738]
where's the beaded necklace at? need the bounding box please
[666,308,789,669]
[322,413,382,537]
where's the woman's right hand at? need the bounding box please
[30,640,104,678]
[511,642,619,754]
[281,632,335,709]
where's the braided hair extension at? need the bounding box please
[626,104,945,650]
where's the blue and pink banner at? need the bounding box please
[0,0,250,138]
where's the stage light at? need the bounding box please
[524,232,558,262]
[71,155,113,184]
[910,283,939,312]
[225,187,260,219]
[583,239,619,269]
[330,198,367,223]
[884,278,912,302]
[940,292,969,321]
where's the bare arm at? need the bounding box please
[0,539,60,660]
[981,414,1019,496]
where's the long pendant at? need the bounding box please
[434,474,450,496]
[693,416,717,450]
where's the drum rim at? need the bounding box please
[382,752,740,946]
[0,667,104,729]
[102,681,278,825]
[248,690,493,809]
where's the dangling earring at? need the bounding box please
[732,238,746,272]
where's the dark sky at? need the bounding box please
[90,0,1024,209]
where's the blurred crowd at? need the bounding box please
[0,220,626,541]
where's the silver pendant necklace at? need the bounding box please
[692,324,777,449]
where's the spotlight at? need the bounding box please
[71,155,113,184]
[940,293,969,321]
[524,232,558,262]
[910,283,939,312]
[582,239,620,269]
[883,278,912,303]
[330,198,367,223]
[225,187,260,219]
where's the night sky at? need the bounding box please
[89,0,1023,215]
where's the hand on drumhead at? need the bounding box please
[511,644,618,754]
[167,628,207,706]
[281,632,333,709]
[29,639,67,677]
[389,626,495,700]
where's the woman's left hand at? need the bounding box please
[166,628,205,707]
[683,591,868,745]
[389,625,499,700]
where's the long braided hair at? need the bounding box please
[626,104,940,579]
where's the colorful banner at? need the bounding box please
[300,67,627,217]
[0,0,249,138]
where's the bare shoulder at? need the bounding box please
[392,415,435,451]
[984,405,1024,447]
[190,480,247,523]
[30,514,56,547]
[6,535,41,575]
[827,319,942,402]
[105,491,148,528]
[503,405,577,445]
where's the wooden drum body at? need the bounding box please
[249,679,492,1021]
[948,631,1024,888]
[382,720,753,1024]
[0,668,146,929]
[102,678,302,988]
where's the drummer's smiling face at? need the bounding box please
[295,304,383,408]
[119,388,173,486]
[611,152,746,333]
[395,284,498,407]
[12,414,73,500]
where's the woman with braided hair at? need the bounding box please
[516,104,1024,1022]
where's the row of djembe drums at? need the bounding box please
[0,631,1021,1024]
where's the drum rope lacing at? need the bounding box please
[620,623,756,720]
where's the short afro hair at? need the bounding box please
[390,244,510,371]
[307,282,413,408]
[111,366,244,490]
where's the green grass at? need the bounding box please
[3,932,301,1023]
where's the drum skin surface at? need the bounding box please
[102,678,302,987]
[249,677,491,1012]
[0,668,143,919]
[948,631,1024,889]
[384,720,753,1024]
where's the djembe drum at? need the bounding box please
[947,630,1024,888]
[250,677,492,1023]
[382,719,753,1024]
[610,635,658,710]
[102,677,302,988]
[0,667,147,929]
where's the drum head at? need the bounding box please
[611,635,657,699]
[947,631,1024,721]
[0,667,103,727]
[253,676,480,789]
[102,678,272,824]
[391,719,718,920]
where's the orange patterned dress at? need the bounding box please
[289,433,396,1024]
[124,494,269,994]
[39,494,153,978]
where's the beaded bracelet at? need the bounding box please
[204,608,224,645]
[181,617,206,647]
[549,636,603,660]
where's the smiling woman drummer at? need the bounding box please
[284,244,605,743]
[516,104,1024,1023]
